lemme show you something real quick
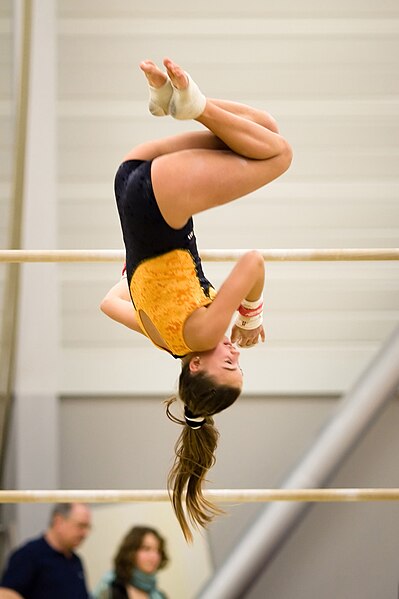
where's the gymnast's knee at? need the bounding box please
[278,138,293,172]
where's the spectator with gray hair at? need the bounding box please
[0,503,91,599]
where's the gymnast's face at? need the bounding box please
[190,337,243,388]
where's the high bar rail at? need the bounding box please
[0,249,399,263]
[1,489,399,503]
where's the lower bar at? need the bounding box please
[0,488,399,503]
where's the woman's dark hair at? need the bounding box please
[113,525,168,583]
[165,360,241,542]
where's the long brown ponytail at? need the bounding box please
[165,361,241,542]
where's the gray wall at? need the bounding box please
[1,1,399,598]
[2,0,59,547]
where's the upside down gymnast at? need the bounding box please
[101,57,292,540]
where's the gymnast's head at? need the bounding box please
[165,336,242,542]
[185,335,243,387]
[177,336,242,425]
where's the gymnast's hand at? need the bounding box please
[230,324,265,348]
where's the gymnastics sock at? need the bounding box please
[169,73,206,120]
[148,78,174,116]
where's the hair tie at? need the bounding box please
[184,406,206,430]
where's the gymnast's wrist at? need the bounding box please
[235,294,263,330]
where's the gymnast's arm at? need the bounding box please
[0,589,23,599]
[100,278,145,335]
[185,250,265,349]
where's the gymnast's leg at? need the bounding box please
[125,60,280,160]
[126,58,292,228]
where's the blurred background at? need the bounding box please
[0,1,399,597]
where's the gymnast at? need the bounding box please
[101,57,292,541]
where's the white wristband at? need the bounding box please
[235,312,263,330]
[240,294,263,310]
[235,295,263,330]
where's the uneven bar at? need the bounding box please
[0,248,398,263]
[1,488,399,503]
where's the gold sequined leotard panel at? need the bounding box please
[130,249,216,358]
[115,159,215,358]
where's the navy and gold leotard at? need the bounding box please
[114,159,216,358]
